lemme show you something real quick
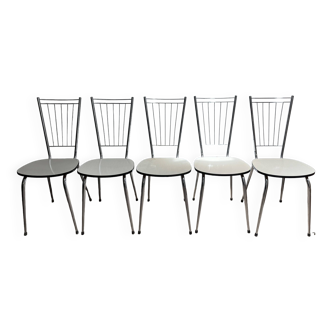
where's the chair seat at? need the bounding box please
[194,156,251,176]
[17,158,79,178]
[253,158,315,178]
[77,158,135,178]
[136,158,191,177]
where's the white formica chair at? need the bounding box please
[17,97,83,238]
[245,96,315,236]
[136,97,192,234]
[192,96,251,233]
[78,98,138,235]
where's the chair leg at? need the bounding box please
[130,172,138,201]
[81,176,87,235]
[228,176,234,202]
[278,178,286,205]
[304,178,317,239]
[21,176,27,236]
[255,175,269,237]
[195,173,205,233]
[80,174,92,201]
[181,175,192,235]
[146,176,152,204]
[86,184,93,203]
[241,175,250,233]
[123,175,135,234]
[63,175,79,234]
[138,175,146,234]
[241,166,254,202]
[47,177,54,203]
[192,172,199,201]
[97,178,103,204]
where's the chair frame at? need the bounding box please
[79,97,138,235]
[191,94,251,235]
[247,94,317,239]
[136,95,192,236]
[18,96,83,238]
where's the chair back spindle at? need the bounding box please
[37,98,82,158]
[144,97,187,158]
[194,96,237,157]
[90,97,134,159]
[249,96,294,158]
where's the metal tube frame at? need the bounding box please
[255,175,269,236]
[195,173,205,233]
[63,175,79,234]
[181,175,192,234]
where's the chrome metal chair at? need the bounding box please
[136,97,192,234]
[245,96,315,236]
[192,96,251,233]
[17,98,91,235]
[78,97,138,235]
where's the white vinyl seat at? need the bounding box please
[18,158,79,178]
[78,158,135,178]
[192,96,250,234]
[136,158,191,177]
[136,97,192,235]
[194,156,250,176]
[252,158,315,178]
[78,97,138,235]
[17,98,84,236]
[246,96,315,237]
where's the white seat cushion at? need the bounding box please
[17,158,79,178]
[78,158,134,177]
[252,158,315,178]
[194,156,251,176]
[136,158,191,177]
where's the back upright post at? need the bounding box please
[176,97,187,158]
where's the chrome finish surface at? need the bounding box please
[195,174,205,233]
[21,177,27,236]
[181,175,192,234]
[241,175,250,233]
[192,172,199,200]
[255,176,269,236]
[306,177,311,236]
[138,175,146,234]
[130,172,138,201]
[63,175,79,234]
[279,178,285,202]
[123,175,135,234]
[47,177,54,203]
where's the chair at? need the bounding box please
[136,97,192,234]
[17,98,91,235]
[192,96,251,233]
[245,96,315,236]
[78,97,138,235]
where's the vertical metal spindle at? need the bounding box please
[262,103,265,146]
[113,104,115,145]
[163,104,168,145]
[266,103,271,145]
[273,103,277,146]
[106,104,111,146]
[169,103,172,145]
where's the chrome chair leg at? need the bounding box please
[130,172,138,201]
[192,172,199,201]
[21,176,27,236]
[81,176,87,235]
[304,178,317,239]
[240,165,254,205]
[228,176,234,202]
[123,175,135,234]
[241,175,250,233]
[255,175,269,236]
[195,173,205,233]
[181,175,192,235]
[63,175,79,234]
[86,184,93,203]
[80,174,92,202]
[97,178,103,204]
[146,176,152,204]
[278,178,286,205]
[47,177,54,203]
[138,175,146,234]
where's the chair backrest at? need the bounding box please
[144,97,187,158]
[37,98,81,159]
[91,97,134,158]
[249,96,294,158]
[194,96,237,157]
